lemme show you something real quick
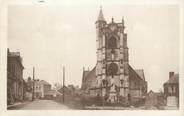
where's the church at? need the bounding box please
[81,8,147,105]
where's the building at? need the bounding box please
[58,86,72,95]
[25,78,52,99]
[26,77,33,100]
[44,89,57,100]
[81,8,147,105]
[145,90,166,109]
[7,49,24,105]
[34,80,51,99]
[163,72,179,107]
[22,79,28,100]
[67,84,82,96]
[25,77,33,100]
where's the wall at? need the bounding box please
[7,56,24,102]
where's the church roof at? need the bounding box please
[85,67,96,80]
[128,65,145,81]
[164,74,179,84]
[82,65,146,90]
[97,8,105,21]
[83,71,90,79]
[81,67,96,90]
[82,70,90,86]
[135,69,145,81]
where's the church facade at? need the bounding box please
[81,8,147,105]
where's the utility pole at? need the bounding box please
[32,67,35,101]
[63,66,65,103]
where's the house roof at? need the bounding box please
[45,90,56,95]
[57,86,71,94]
[148,90,154,94]
[164,74,179,84]
[35,80,51,85]
[8,51,24,69]
[148,90,164,96]
[40,80,51,85]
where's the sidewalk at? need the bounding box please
[84,105,179,110]
[84,106,145,110]
[8,99,71,110]
[163,106,179,110]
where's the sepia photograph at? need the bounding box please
[0,0,183,113]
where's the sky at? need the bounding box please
[8,3,179,92]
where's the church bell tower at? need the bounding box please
[95,8,130,103]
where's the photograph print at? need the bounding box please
[7,2,180,110]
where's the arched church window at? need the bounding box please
[102,79,108,86]
[168,86,172,93]
[120,59,123,64]
[103,59,105,64]
[107,63,118,76]
[120,80,124,85]
[107,36,117,49]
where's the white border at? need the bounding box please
[0,0,183,116]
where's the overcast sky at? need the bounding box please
[8,3,179,92]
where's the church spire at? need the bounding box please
[97,6,105,21]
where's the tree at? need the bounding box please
[53,82,62,90]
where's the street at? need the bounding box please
[8,100,71,110]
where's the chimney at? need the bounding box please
[169,72,174,79]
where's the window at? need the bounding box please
[120,80,124,85]
[134,82,136,87]
[107,36,117,49]
[102,80,108,86]
[173,86,176,93]
[103,59,105,64]
[121,59,123,64]
[168,86,172,93]
[107,63,118,76]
